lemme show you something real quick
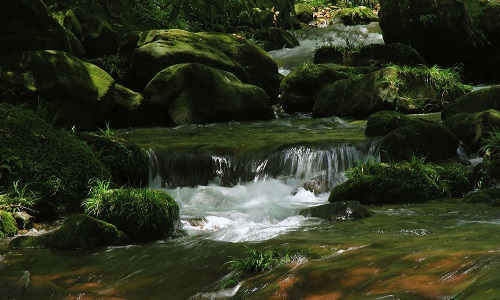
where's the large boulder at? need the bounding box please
[365,110,410,137]
[108,83,146,127]
[379,0,500,82]
[299,201,373,221]
[0,0,74,57]
[312,66,469,118]
[379,118,460,162]
[280,64,349,113]
[81,15,120,58]
[441,85,500,120]
[143,63,274,125]
[9,214,129,250]
[444,110,500,153]
[0,50,115,130]
[119,29,280,99]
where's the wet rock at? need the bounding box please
[301,175,329,195]
[12,211,34,230]
[380,118,460,162]
[441,85,500,120]
[143,63,274,125]
[365,110,409,137]
[248,27,299,51]
[300,201,373,220]
[9,214,129,250]
[464,188,500,205]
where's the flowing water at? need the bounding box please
[2,24,500,300]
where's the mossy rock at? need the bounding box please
[0,0,73,57]
[0,211,18,238]
[84,187,180,243]
[436,163,473,197]
[299,201,373,220]
[352,43,426,67]
[0,50,115,130]
[120,29,280,99]
[295,3,314,23]
[8,214,129,249]
[108,83,146,128]
[312,66,468,118]
[379,118,460,162]
[77,132,149,187]
[464,188,500,205]
[280,64,349,113]
[49,6,83,38]
[365,110,410,137]
[441,85,500,120]
[81,15,119,58]
[143,63,274,125]
[333,6,378,25]
[0,103,109,209]
[247,27,299,51]
[444,109,500,153]
[328,161,449,204]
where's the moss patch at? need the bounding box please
[0,211,18,238]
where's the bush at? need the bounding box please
[83,179,179,242]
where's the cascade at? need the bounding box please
[148,141,379,190]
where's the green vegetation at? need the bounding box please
[479,128,500,186]
[0,103,108,210]
[223,246,292,287]
[83,179,179,242]
[0,210,18,238]
[385,64,471,112]
[0,181,38,214]
[329,157,472,204]
[332,6,377,25]
[481,128,500,156]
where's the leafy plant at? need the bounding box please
[223,246,292,287]
[480,128,500,156]
[0,150,23,180]
[0,181,39,213]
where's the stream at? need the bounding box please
[1,23,500,300]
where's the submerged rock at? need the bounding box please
[379,118,460,162]
[9,214,129,250]
[300,201,373,221]
[143,63,274,125]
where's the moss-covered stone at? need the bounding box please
[120,29,280,99]
[0,103,108,209]
[379,118,459,162]
[77,132,149,187]
[299,201,373,220]
[0,0,73,57]
[444,109,500,153]
[143,63,274,125]
[8,214,129,249]
[352,43,426,67]
[108,83,145,128]
[295,3,314,23]
[0,211,18,238]
[365,110,410,137]
[81,15,119,58]
[464,188,500,205]
[246,27,299,51]
[0,50,115,130]
[280,64,349,113]
[333,6,378,25]
[312,66,469,118]
[441,85,500,120]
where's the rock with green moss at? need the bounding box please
[379,118,459,162]
[280,64,349,113]
[0,103,109,209]
[435,163,473,197]
[328,160,450,204]
[9,214,129,249]
[352,43,426,67]
[81,15,119,58]
[108,83,146,127]
[295,3,314,23]
[365,111,409,137]
[444,109,500,153]
[77,132,150,187]
[379,0,500,82]
[300,201,373,220]
[0,211,18,238]
[247,27,299,51]
[441,85,500,120]
[464,188,500,205]
[120,29,280,99]
[49,6,83,38]
[84,184,180,242]
[313,66,469,118]
[143,63,274,125]
[333,6,378,25]
[0,0,75,57]
[0,50,115,130]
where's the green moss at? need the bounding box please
[333,6,378,25]
[0,103,109,209]
[83,179,180,242]
[78,132,149,187]
[0,210,18,238]
[365,110,409,137]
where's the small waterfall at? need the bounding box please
[148,141,379,190]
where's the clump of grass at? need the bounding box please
[0,181,39,214]
[223,246,292,288]
[83,178,179,242]
[480,128,500,156]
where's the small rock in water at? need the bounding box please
[299,201,373,221]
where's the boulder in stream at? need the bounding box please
[300,201,373,221]
[441,85,500,121]
[365,110,410,137]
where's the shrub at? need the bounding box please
[83,179,179,242]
